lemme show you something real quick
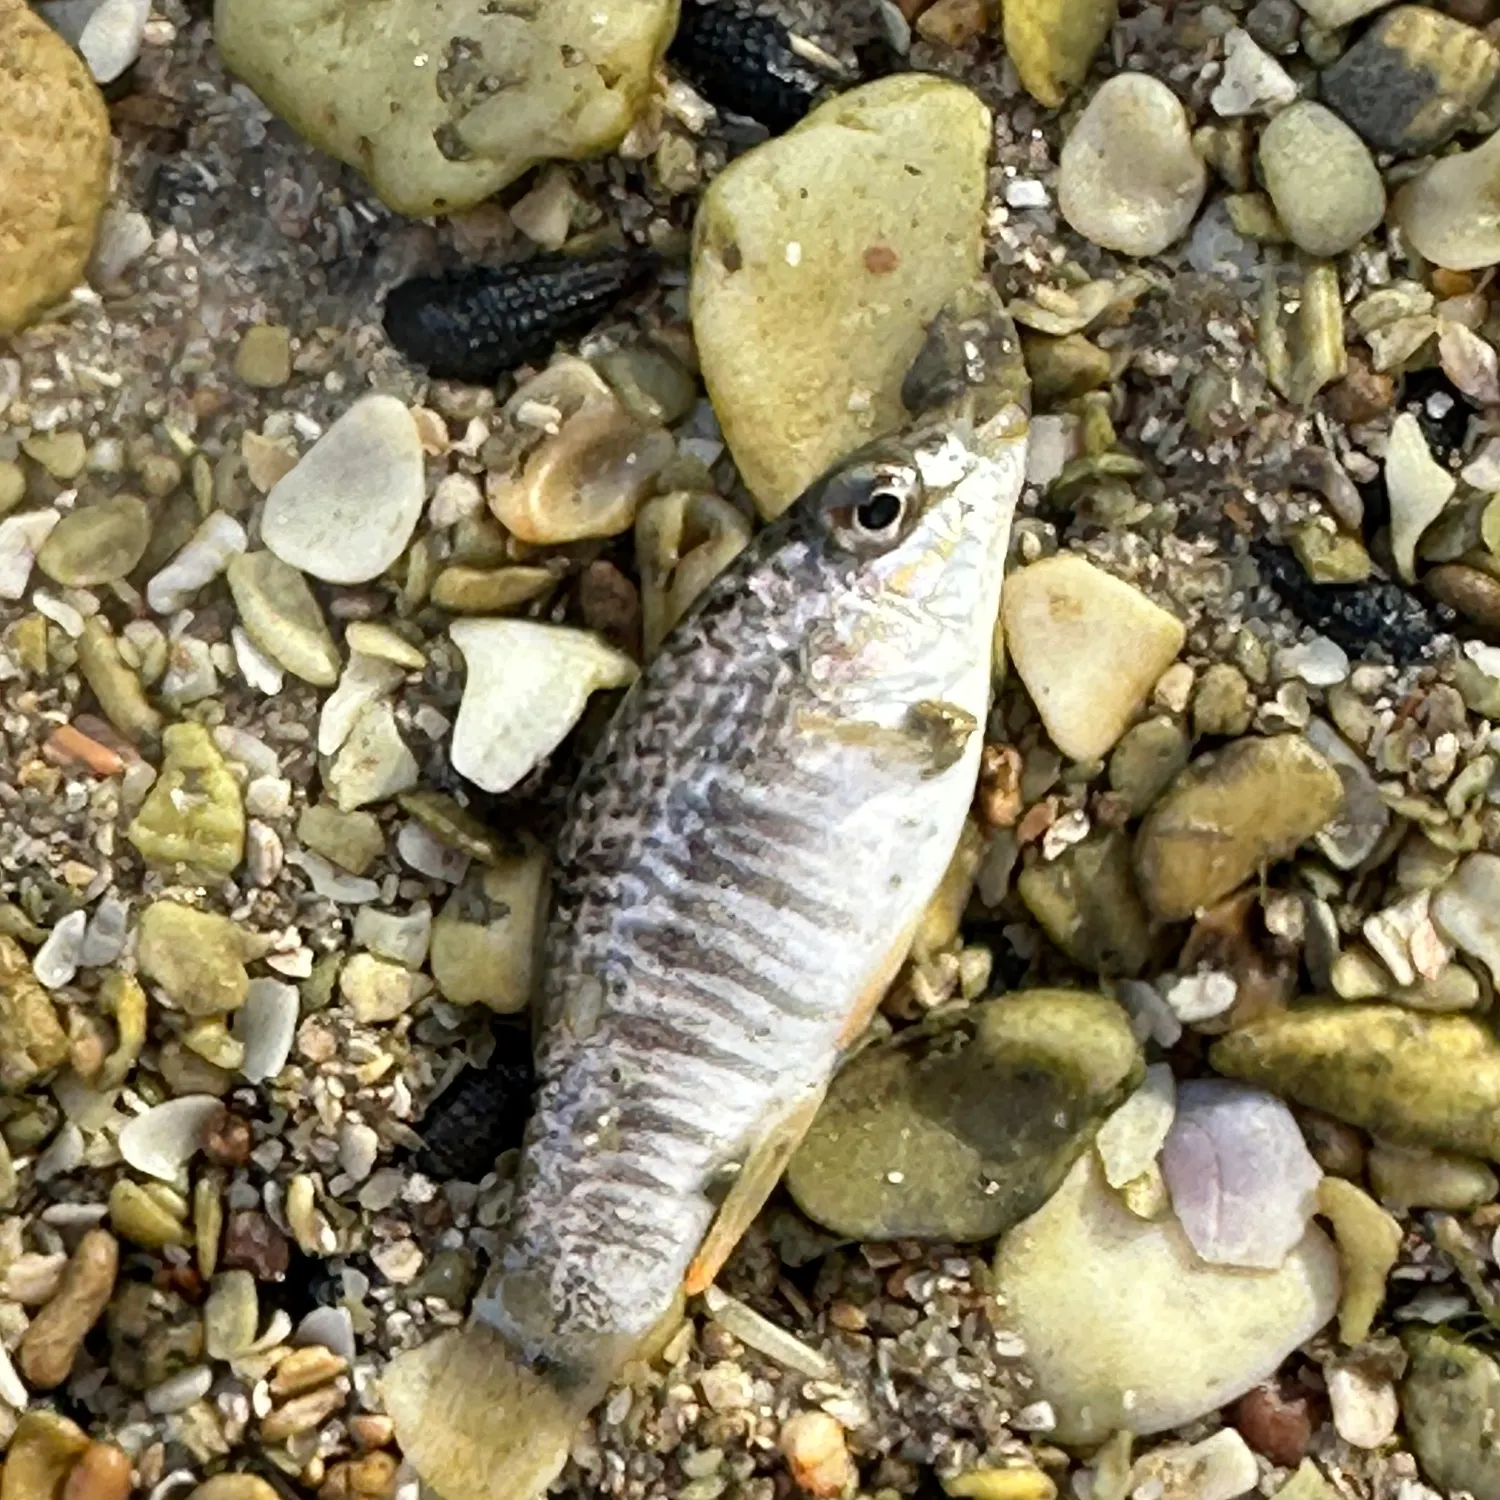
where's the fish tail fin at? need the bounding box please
[381,1323,607,1500]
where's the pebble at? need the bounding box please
[1002,554,1186,762]
[18,1229,117,1389]
[0,0,112,334]
[234,324,292,388]
[1128,1430,1259,1500]
[1425,563,1500,633]
[787,990,1141,1240]
[203,1269,259,1359]
[190,1479,283,1500]
[1234,1383,1314,1468]
[992,1148,1338,1444]
[1212,1005,1500,1159]
[1397,129,1500,270]
[146,511,248,614]
[61,1442,133,1500]
[1095,1062,1175,1187]
[779,1412,855,1499]
[261,395,425,585]
[339,953,433,1024]
[2,1412,91,1500]
[33,910,87,989]
[1258,103,1386,257]
[1212,28,1298,116]
[1134,735,1343,921]
[1109,717,1190,815]
[1368,1140,1498,1209]
[0,510,62,601]
[1293,0,1395,22]
[1017,830,1152,977]
[1320,6,1499,156]
[118,1096,222,1181]
[1000,0,1117,108]
[448,619,637,794]
[327,702,419,812]
[44,0,150,82]
[1328,1366,1399,1448]
[226,551,340,687]
[1401,1331,1500,1500]
[36,496,151,588]
[215,0,677,217]
[1317,1177,1401,1342]
[297,804,386,876]
[430,853,549,1011]
[232,978,299,1083]
[1432,851,1500,983]
[1058,74,1207,257]
[1387,412,1457,582]
[691,75,989,516]
[137,902,249,1017]
[1162,1080,1322,1269]
[0,935,70,1091]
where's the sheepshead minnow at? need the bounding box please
[381,282,1030,1500]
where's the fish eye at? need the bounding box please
[822,461,922,550]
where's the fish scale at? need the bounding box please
[383,284,1031,1500]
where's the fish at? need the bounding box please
[380,281,1031,1500]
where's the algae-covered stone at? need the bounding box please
[993,1147,1338,1444]
[1212,1005,1500,1161]
[430,852,549,1012]
[214,0,677,218]
[1401,1331,1500,1500]
[36,496,152,587]
[1134,735,1343,921]
[297,804,385,877]
[691,75,989,518]
[0,936,69,1092]
[0,0,113,335]
[78,617,163,745]
[1109,716,1189,816]
[786,991,1142,1242]
[137,902,248,1017]
[1001,0,1117,108]
[1017,832,1152,977]
[127,723,246,881]
[226,551,339,687]
[1002,554,1185,762]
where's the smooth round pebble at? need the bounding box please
[35,494,151,587]
[1058,74,1207,257]
[1397,130,1500,271]
[260,394,425,585]
[1259,103,1386,257]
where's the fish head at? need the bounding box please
[791,283,1031,715]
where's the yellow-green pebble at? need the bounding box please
[233,324,292,388]
[1316,1176,1401,1343]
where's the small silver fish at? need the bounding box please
[382,282,1031,1500]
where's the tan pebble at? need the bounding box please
[61,1444,132,1500]
[269,1344,348,1398]
[317,1453,398,1500]
[348,1415,395,1450]
[943,1470,1057,1500]
[188,1478,282,1500]
[259,1380,348,1442]
[233,326,292,388]
[2,1411,91,1500]
[19,1228,118,1389]
[779,1411,853,1499]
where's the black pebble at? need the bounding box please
[668,0,831,133]
[415,1035,536,1182]
[382,250,654,384]
[1251,539,1453,667]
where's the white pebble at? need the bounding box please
[0,510,60,601]
[1211,28,1298,117]
[234,978,300,1084]
[295,1305,357,1362]
[396,822,470,884]
[146,1365,214,1415]
[339,1120,380,1183]
[1095,1064,1176,1188]
[32,590,85,638]
[287,849,381,905]
[318,653,405,757]
[1328,1366,1399,1448]
[232,626,285,696]
[33,909,87,988]
[245,775,292,820]
[0,1340,28,1410]
[1005,178,1049,209]
[1163,970,1237,1024]
[119,1096,224,1182]
[1280,636,1350,686]
[147,512,247,614]
[79,897,129,968]
[245,821,284,888]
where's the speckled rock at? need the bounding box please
[691,75,990,517]
[0,0,112,334]
[137,903,249,1017]
[1401,1332,1500,1500]
[1058,74,1207,257]
[1320,6,1499,156]
[261,395,425,585]
[1212,1005,1500,1160]
[1001,0,1117,108]
[214,0,677,218]
[35,496,152,587]
[0,936,69,1093]
[787,991,1142,1241]
[1002,554,1186,762]
[1258,104,1386,257]
[1134,735,1343,921]
[993,1147,1339,1444]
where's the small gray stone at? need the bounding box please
[1058,74,1207,257]
[1259,103,1386,257]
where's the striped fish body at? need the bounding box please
[383,284,1030,1500]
